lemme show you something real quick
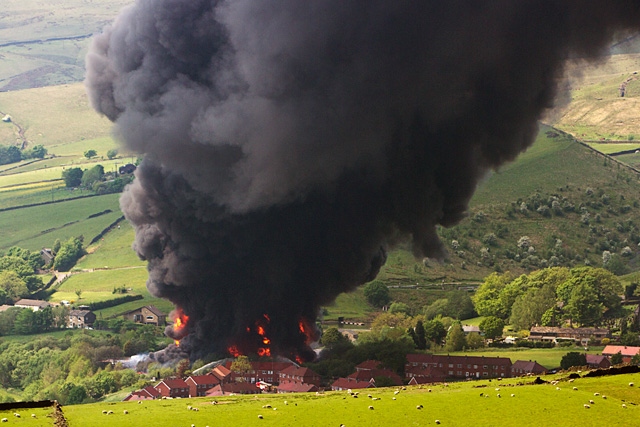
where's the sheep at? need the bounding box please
[584,404,590,409]
[13,413,20,418]
[556,387,561,391]
[622,404,627,409]
[368,406,374,410]
[31,414,36,418]
[187,405,192,410]
[192,408,200,412]
[589,400,595,404]
[1,418,6,423]
[367,394,372,399]
[602,395,607,399]
[284,401,288,405]
[495,388,500,391]
[394,390,400,395]
[107,410,113,415]
[102,410,108,414]
[392,397,396,400]
[428,389,432,393]
[435,420,441,424]
[352,395,358,399]
[479,393,483,397]
[416,405,423,410]
[262,404,272,409]
[510,394,515,397]
[594,393,600,396]
[258,414,264,419]
[569,379,575,383]
[372,397,379,401]
[630,382,634,387]
[573,387,578,391]
[123,410,129,414]
[138,401,142,404]
[347,389,352,394]
[496,393,501,398]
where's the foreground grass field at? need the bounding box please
[54,373,640,427]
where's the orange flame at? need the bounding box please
[263,313,270,322]
[257,347,271,357]
[228,345,241,357]
[298,321,306,334]
[262,337,271,345]
[257,325,266,336]
[175,340,180,347]
[295,355,303,365]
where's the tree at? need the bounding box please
[75,289,83,300]
[389,302,410,314]
[52,236,85,271]
[321,327,349,348]
[62,167,83,188]
[424,318,447,346]
[560,352,586,370]
[0,271,29,302]
[107,149,118,160]
[84,149,97,159]
[0,145,22,165]
[610,351,623,366]
[473,272,514,319]
[620,332,640,347]
[413,320,427,350]
[81,164,104,188]
[445,322,466,352]
[230,355,251,381]
[13,309,37,335]
[65,384,87,405]
[363,281,390,308]
[423,298,449,320]
[479,316,505,340]
[445,291,477,320]
[465,332,484,349]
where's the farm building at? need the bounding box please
[586,354,612,369]
[14,299,51,311]
[123,386,161,401]
[511,360,547,376]
[123,305,167,326]
[154,378,189,398]
[602,345,640,363]
[67,309,96,329]
[528,326,610,345]
[406,354,512,380]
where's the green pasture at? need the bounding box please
[50,268,148,304]
[77,223,145,270]
[586,142,640,154]
[0,193,121,251]
[0,407,54,426]
[439,346,605,370]
[48,137,128,159]
[323,288,373,321]
[0,158,125,188]
[59,373,640,427]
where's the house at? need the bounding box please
[123,386,161,401]
[405,365,447,384]
[278,366,321,387]
[67,310,96,329]
[123,305,167,326]
[586,354,612,369]
[528,327,610,345]
[277,382,319,393]
[331,377,376,391]
[462,325,481,334]
[40,248,54,265]
[602,345,640,363]
[154,378,189,398]
[511,360,547,376]
[119,163,137,175]
[226,360,296,385]
[14,299,51,312]
[347,360,403,386]
[406,354,512,380]
[210,364,232,384]
[185,375,220,397]
[206,382,261,396]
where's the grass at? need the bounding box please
[50,268,149,304]
[0,193,122,251]
[58,373,640,427]
[586,142,640,154]
[0,407,54,426]
[77,224,146,270]
[323,288,373,321]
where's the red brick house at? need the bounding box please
[226,360,296,385]
[278,366,321,386]
[155,378,189,398]
[348,360,403,386]
[406,354,512,380]
[511,360,547,376]
[185,375,220,397]
[405,365,447,384]
[586,354,612,369]
[123,386,161,401]
[331,377,375,391]
[206,382,261,396]
[210,365,232,383]
[602,345,640,363]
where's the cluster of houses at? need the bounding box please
[122,343,640,400]
[0,299,167,329]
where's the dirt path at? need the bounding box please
[0,110,28,148]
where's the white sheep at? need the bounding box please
[394,390,400,395]
[594,392,600,396]
[573,387,578,391]
[584,404,590,409]
[496,393,501,398]
[13,413,20,418]
[622,404,627,408]
[435,420,441,425]
[428,389,432,393]
[102,410,107,414]
[1,418,6,423]
[416,405,423,410]
[123,410,129,414]
[630,382,634,387]
[187,405,192,410]
[284,401,288,405]
[262,404,272,409]
[31,414,36,418]
[556,387,561,391]
[510,394,515,397]
[258,414,264,419]
[368,406,374,410]
[107,410,113,415]
[602,395,607,399]
[392,397,396,400]
[589,400,595,404]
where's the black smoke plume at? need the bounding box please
[85,1,640,361]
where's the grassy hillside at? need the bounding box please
[55,372,640,427]
[0,0,133,91]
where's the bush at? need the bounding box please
[363,281,390,308]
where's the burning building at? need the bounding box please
[85,1,640,361]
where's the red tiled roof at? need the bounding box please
[142,386,161,398]
[406,353,511,366]
[158,378,188,389]
[206,382,260,396]
[511,360,546,373]
[331,378,375,390]
[348,368,403,385]
[211,365,231,380]
[602,345,640,357]
[356,360,382,370]
[186,375,220,385]
[277,382,318,393]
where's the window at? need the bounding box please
[473,365,478,369]
[448,371,454,375]
[483,372,488,377]
[146,316,154,320]
[457,364,462,368]
[457,371,462,376]
[439,363,443,368]
[483,365,488,369]
[467,364,471,368]
[448,364,453,368]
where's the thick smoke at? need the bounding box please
[85,1,640,361]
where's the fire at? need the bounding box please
[171,308,190,346]
[228,345,241,357]
[257,325,266,336]
[257,347,271,357]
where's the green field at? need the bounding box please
[0,193,122,251]
[586,142,640,154]
[53,373,640,427]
